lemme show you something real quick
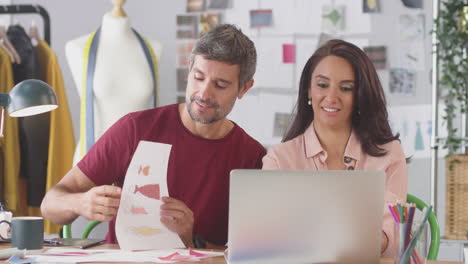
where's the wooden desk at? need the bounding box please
[0,242,463,263]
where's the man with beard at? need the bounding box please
[41,24,265,249]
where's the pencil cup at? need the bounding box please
[394,221,427,264]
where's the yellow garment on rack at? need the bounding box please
[33,40,76,234]
[0,46,20,212]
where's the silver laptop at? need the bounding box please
[227,170,385,264]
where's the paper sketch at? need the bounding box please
[363,46,387,70]
[399,14,424,40]
[363,0,379,13]
[389,68,416,95]
[273,112,293,138]
[199,13,221,36]
[176,15,198,39]
[116,141,183,250]
[321,5,345,33]
[187,0,205,12]
[207,0,229,9]
[388,104,447,158]
[176,40,195,67]
[250,9,273,28]
[398,41,426,70]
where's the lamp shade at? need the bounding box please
[8,79,58,117]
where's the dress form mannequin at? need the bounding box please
[66,0,162,164]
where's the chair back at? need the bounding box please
[407,194,440,260]
[62,220,101,239]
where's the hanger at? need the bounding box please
[111,0,127,18]
[29,20,41,46]
[0,25,21,64]
[0,41,15,63]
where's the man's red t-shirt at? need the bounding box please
[77,104,266,245]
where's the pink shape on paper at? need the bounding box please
[189,248,208,257]
[134,184,160,200]
[130,206,148,215]
[158,252,193,261]
[282,44,295,63]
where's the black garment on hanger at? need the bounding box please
[7,25,49,207]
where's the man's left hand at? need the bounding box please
[160,196,194,247]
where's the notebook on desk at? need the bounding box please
[227,170,385,264]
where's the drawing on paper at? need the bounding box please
[363,46,386,70]
[199,13,221,37]
[273,112,293,138]
[186,0,205,12]
[176,15,198,39]
[134,184,160,200]
[321,5,345,33]
[250,9,273,28]
[131,206,149,215]
[138,165,150,176]
[207,0,229,9]
[131,226,162,236]
[389,68,416,95]
[363,0,379,13]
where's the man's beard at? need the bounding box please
[186,95,225,124]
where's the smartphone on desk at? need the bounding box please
[43,238,105,249]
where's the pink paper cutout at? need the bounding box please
[282,44,295,63]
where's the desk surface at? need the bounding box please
[0,243,462,264]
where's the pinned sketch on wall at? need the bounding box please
[399,14,424,40]
[398,41,425,70]
[388,105,447,158]
[401,0,422,9]
[177,68,189,92]
[187,0,205,12]
[397,14,425,70]
[321,5,345,33]
[250,9,273,28]
[207,0,230,9]
[176,40,195,67]
[363,46,386,70]
[199,13,221,36]
[363,0,379,13]
[389,68,416,95]
[273,112,293,138]
[176,15,198,39]
[116,141,183,250]
[282,44,295,64]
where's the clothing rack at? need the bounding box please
[0,4,50,45]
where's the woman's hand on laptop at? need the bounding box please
[160,196,195,247]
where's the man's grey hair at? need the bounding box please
[189,24,257,89]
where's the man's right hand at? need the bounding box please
[77,185,121,222]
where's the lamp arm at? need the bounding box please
[0,93,10,108]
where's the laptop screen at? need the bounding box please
[227,170,385,264]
